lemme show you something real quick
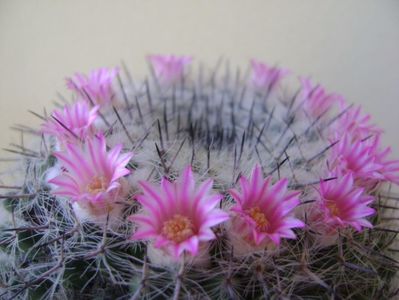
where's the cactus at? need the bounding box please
[1,56,399,299]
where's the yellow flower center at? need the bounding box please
[86,176,107,194]
[247,206,269,231]
[162,214,194,243]
[326,201,340,217]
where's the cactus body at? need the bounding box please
[1,57,399,299]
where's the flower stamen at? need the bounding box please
[86,176,107,194]
[247,206,269,231]
[326,201,340,217]
[162,214,194,243]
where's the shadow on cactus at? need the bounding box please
[1,55,399,299]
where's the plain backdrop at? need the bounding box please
[0,0,399,171]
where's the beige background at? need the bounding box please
[0,0,399,170]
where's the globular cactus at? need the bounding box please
[1,55,399,299]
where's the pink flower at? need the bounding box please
[129,166,229,258]
[300,77,343,117]
[66,67,119,106]
[148,54,192,84]
[328,134,399,187]
[49,134,133,207]
[251,59,289,92]
[329,134,382,185]
[327,101,399,185]
[331,105,382,141]
[42,101,98,143]
[228,165,304,246]
[369,135,399,185]
[315,173,375,232]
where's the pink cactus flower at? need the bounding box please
[328,134,383,185]
[331,105,382,141]
[228,165,304,247]
[315,173,375,232]
[368,135,399,185]
[42,101,99,143]
[300,77,343,117]
[66,67,119,106]
[148,54,192,85]
[251,59,290,92]
[49,134,133,208]
[129,166,229,259]
[329,134,399,186]
[374,150,399,184]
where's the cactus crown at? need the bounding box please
[1,56,399,299]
